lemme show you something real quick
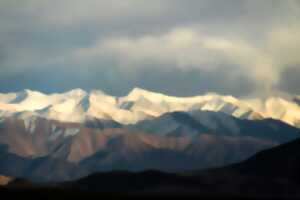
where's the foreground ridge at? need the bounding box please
[2,138,300,199]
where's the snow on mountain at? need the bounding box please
[0,92,17,103]
[244,97,300,128]
[0,88,299,127]
[118,87,262,121]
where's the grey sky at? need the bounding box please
[0,0,299,96]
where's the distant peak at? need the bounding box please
[18,89,39,95]
[127,87,163,100]
[128,87,146,96]
[66,88,87,96]
[90,89,109,96]
[9,89,45,104]
[131,87,149,93]
[204,92,220,96]
[22,89,33,93]
[128,87,161,95]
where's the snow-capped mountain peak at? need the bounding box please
[125,87,167,102]
[65,88,87,98]
[0,88,299,127]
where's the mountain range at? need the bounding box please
[1,88,300,127]
[0,88,299,182]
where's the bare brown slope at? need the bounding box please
[0,114,296,182]
[0,117,78,158]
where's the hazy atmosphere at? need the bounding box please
[0,0,300,96]
[1,2,300,198]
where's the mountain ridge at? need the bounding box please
[0,109,299,182]
[0,88,300,127]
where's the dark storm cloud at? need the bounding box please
[0,0,299,96]
[0,64,254,97]
[278,66,300,95]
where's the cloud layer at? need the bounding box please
[0,0,299,96]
